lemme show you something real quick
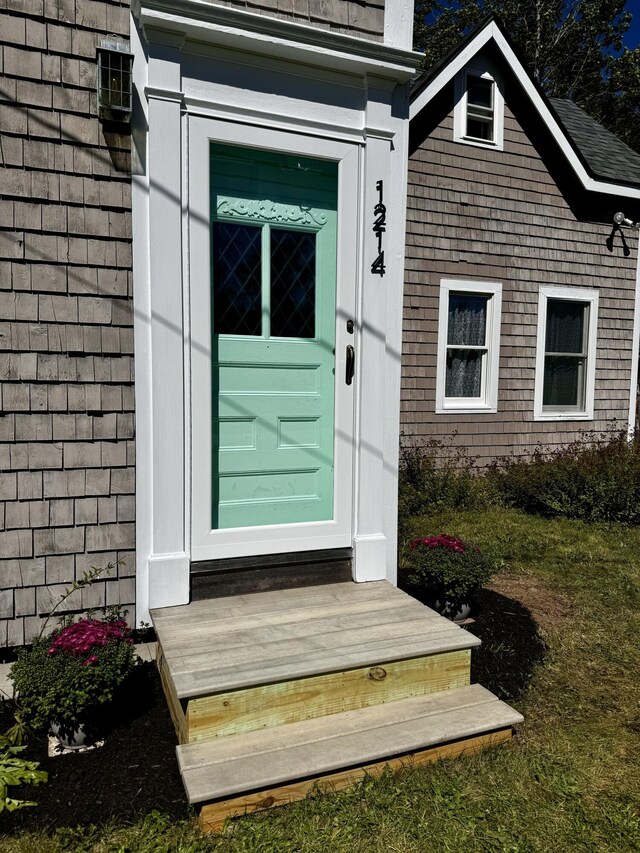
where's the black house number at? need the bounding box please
[371,179,386,277]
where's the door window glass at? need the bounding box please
[270,229,316,338]
[212,222,262,335]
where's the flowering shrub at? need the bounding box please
[9,616,137,738]
[402,533,493,618]
[48,618,132,662]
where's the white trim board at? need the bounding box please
[140,0,421,80]
[410,18,640,201]
[628,240,640,438]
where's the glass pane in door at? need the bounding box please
[270,229,316,338]
[212,222,262,335]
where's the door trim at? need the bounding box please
[189,117,359,562]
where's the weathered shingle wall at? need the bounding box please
[402,92,638,464]
[0,0,134,647]
[204,0,385,41]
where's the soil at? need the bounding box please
[468,582,547,703]
[1,582,549,834]
[0,662,190,833]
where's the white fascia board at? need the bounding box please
[140,0,422,81]
[410,20,640,201]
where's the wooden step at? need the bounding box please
[178,684,524,809]
[152,581,480,699]
[153,581,482,744]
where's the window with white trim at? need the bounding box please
[534,287,598,420]
[454,63,504,150]
[436,280,502,413]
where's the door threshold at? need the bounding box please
[190,548,352,600]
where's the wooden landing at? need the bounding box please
[152,580,480,699]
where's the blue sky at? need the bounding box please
[624,8,640,50]
[424,2,640,52]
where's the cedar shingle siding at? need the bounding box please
[208,0,386,41]
[402,89,639,464]
[0,1,134,647]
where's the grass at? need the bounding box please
[3,508,640,852]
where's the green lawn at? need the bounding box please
[3,509,640,852]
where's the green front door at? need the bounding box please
[210,144,338,529]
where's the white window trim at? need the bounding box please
[534,286,599,421]
[436,279,502,414]
[453,62,504,150]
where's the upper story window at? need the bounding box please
[454,63,504,150]
[534,286,598,421]
[436,279,502,414]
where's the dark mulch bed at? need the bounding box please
[1,589,546,834]
[468,586,547,702]
[0,661,191,832]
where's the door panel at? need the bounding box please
[210,144,338,530]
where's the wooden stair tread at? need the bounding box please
[152,581,480,698]
[177,684,523,803]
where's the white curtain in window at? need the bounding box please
[445,294,487,398]
[447,294,487,345]
[446,349,483,397]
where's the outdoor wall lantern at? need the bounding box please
[97,37,133,122]
[613,212,640,230]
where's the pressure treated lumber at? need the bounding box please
[178,684,524,804]
[157,645,187,743]
[198,728,513,833]
[186,649,471,742]
[152,581,480,698]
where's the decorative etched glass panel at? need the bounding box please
[212,222,262,336]
[447,294,487,346]
[270,229,316,338]
[446,349,483,397]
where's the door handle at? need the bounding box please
[345,345,355,386]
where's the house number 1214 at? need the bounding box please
[371,179,386,277]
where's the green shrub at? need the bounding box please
[0,733,47,812]
[400,430,640,527]
[10,617,137,738]
[489,430,640,524]
[398,437,494,535]
[400,533,494,617]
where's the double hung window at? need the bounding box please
[466,75,494,141]
[436,280,502,413]
[534,287,598,420]
[454,63,504,150]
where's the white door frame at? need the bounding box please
[189,118,359,562]
[132,6,418,623]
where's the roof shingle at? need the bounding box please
[548,97,640,188]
